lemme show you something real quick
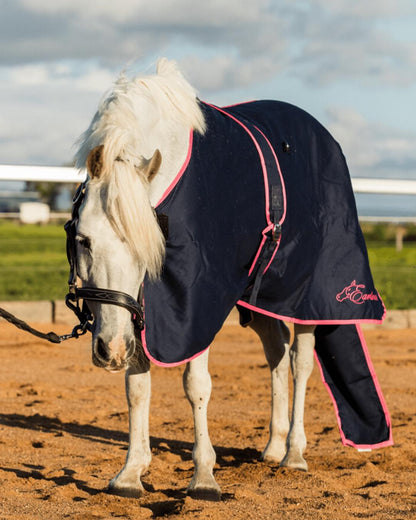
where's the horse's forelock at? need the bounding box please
[74,59,204,278]
[75,59,205,173]
[101,159,165,280]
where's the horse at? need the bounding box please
[72,58,391,499]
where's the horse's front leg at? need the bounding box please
[280,324,315,471]
[108,353,151,497]
[183,348,221,500]
[248,313,290,462]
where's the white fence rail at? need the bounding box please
[0,164,415,194]
[0,163,414,190]
[0,165,86,183]
[0,163,415,225]
[351,178,416,195]
[1,165,414,249]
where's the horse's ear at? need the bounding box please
[143,149,162,182]
[86,145,104,178]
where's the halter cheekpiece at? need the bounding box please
[64,182,145,337]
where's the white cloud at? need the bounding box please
[7,64,50,86]
[20,0,139,20]
[20,0,270,25]
[327,107,416,178]
[0,62,118,165]
[2,62,116,92]
[3,0,416,90]
[285,2,416,87]
[179,52,286,93]
[0,0,415,173]
[307,0,416,18]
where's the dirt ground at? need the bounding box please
[0,321,415,520]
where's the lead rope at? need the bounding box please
[0,182,92,344]
[0,181,152,344]
[0,306,89,344]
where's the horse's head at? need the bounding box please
[75,145,165,372]
[72,60,206,371]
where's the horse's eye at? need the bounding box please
[76,235,91,250]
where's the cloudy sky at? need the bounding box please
[0,0,415,181]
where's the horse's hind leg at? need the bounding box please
[183,348,221,501]
[280,324,315,471]
[108,352,151,497]
[248,312,290,462]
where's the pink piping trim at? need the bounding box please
[313,324,393,450]
[156,130,194,207]
[253,125,287,225]
[250,124,287,275]
[142,330,210,367]
[140,289,210,367]
[142,128,195,365]
[207,103,289,277]
[236,300,386,325]
[354,324,393,447]
[221,100,257,108]
[206,103,271,225]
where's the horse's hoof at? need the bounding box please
[260,446,285,463]
[261,453,281,463]
[260,438,287,464]
[279,453,308,472]
[187,487,222,501]
[107,482,144,498]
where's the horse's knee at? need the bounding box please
[290,325,315,377]
[125,369,151,408]
[249,314,290,369]
[183,350,211,405]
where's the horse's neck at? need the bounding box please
[147,121,190,207]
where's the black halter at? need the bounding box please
[64,182,145,338]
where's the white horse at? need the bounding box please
[74,59,316,499]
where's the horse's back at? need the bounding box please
[224,99,336,150]
[229,100,385,324]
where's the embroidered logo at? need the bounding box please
[336,280,379,305]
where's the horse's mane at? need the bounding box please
[74,59,206,279]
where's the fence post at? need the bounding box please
[395,226,406,252]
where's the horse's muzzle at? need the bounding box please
[92,336,136,372]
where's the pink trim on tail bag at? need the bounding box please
[314,324,393,450]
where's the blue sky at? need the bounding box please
[0,0,415,181]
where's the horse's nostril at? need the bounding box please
[95,337,109,362]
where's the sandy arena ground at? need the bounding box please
[0,321,415,519]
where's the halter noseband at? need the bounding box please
[64,182,145,338]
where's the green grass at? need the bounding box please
[0,221,415,309]
[367,242,416,310]
[0,221,68,301]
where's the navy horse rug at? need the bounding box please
[141,100,392,449]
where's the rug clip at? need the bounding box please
[272,223,282,242]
